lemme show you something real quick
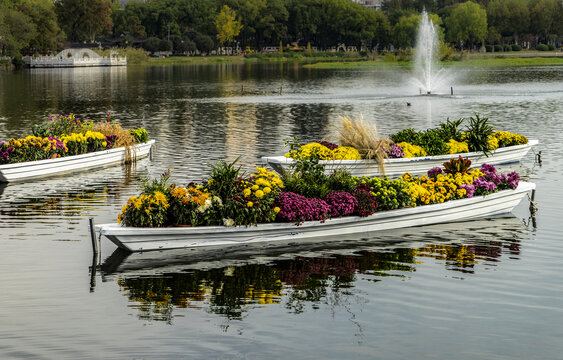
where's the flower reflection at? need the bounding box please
[116,235,523,323]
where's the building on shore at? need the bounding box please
[352,0,385,11]
[23,49,126,68]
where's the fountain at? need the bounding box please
[412,11,451,95]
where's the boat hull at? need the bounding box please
[0,140,155,182]
[96,181,535,252]
[261,140,538,178]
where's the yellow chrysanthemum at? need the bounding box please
[446,139,469,154]
[332,146,361,160]
[397,142,427,158]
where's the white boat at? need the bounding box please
[95,181,535,252]
[0,140,155,182]
[98,215,529,276]
[261,140,538,178]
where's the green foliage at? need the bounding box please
[439,118,464,141]
[390,128,421,144]
[487,0,530,43]
[511,44,522,51]
[391,127,448,156]
[536,43,549,51]
[207,159,244,202]
[140,169,172,196]
[548,44,555,51]
[445,1,488,48]
[418,129,449,156]
[355,176,414,211]
[129,128,149,144]
[503,45,512,51]
[281,137,356,199]
[0,4,37,57]
[494,44,503,52]
[55,0,112,42]
[143,37,161,53]
[463,114,494,154]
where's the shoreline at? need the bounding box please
[4,51,563,70]
[145,51,563,68]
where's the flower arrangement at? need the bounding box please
[355,176,413,211]
[168,185,216,225]
[446,139,469,154]
[461,163,520,198]
[32,113,94,138]
[117,159,522,229]
[118,191,170,227]
[324,191,357,217]
[493,131,528,147]
[0,136,67,164]
[401,169,485,206]
[397,142,427,158]
[0,113,150,165]
[351,183,378,216]
[281,115,528,164]
[285,142,361,161]
[60,131,108,155]
[275,192,330,224]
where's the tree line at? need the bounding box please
[1,0,562,59]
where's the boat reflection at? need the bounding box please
[98,215,533,322]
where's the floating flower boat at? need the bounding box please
[262,140,538,178]
[0,140,155,182]
[94,181,535,252]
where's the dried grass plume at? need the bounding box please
[338,115,388,175]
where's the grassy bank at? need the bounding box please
[305,52,563,69]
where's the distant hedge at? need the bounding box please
[536,44,549,51]
[511,44,522,51]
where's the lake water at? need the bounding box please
[0,63,562,359]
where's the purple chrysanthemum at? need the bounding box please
[428,167,443,178]
[275,192,330,224]
[387,144,405,158]
[324,191,357,217]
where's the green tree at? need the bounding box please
[393,13,443,49]
[143,37,160,53]
[113,11,147,38]
[445,1,487,49]
[215,5,243,47]
[0,2,36,57]
[487,0,529,42]
[393,14,420,48]
[194,33,215,54]
[529,0,562,44]
[55,0,113,42]
[17,0,61,53]
[253,0,289,49]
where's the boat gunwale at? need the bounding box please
[261,140,539,165]
[0,139,155,170]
